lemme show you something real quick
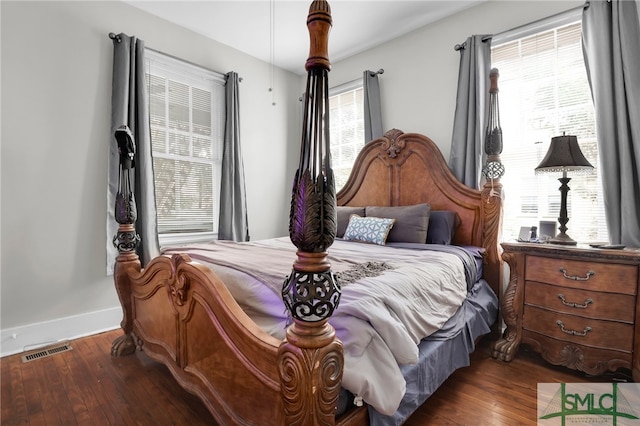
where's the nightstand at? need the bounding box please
[492,242,640,381]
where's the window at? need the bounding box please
[145,50,226,244]
[491,12,608,243]
[329,80,365,190]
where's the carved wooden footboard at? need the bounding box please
[112,251,285,423]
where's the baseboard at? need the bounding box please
[0,307,122,357]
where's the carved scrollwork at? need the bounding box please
[171,274,189,306]
[318,348,343,407]
[380,129,405,158]
[482,177,504,204]
[535,341,623,377]
[278,337,343,426]
[168,254,192,307]
[542,344,608,376]
[278,350,306,423]
[481,183,503,262]
[492,251,521,361]
[500,252,518,329]
[557,345,587,370]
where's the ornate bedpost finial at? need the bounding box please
[285,0,339,322]
[482,68,505,183]
[305,0,332,71]
[112,125,141,254]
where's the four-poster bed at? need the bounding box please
[110,1,505,424]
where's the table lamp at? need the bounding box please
[535,133,594,245]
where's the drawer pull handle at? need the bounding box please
[559,268,595,281]
[556,320,592,337]
[558,294,593,309]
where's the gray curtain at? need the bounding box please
[218,71,249,241]
[363,70,383,142]
[107,33,159,274]
[582,0,640,247]
[449,35,492,189]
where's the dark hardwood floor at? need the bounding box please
[1,329,627,425]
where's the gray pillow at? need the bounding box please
[365,204,431,244]
[336,206,365,238]
[427,211,461,245]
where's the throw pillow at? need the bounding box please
[343,215,395,245]
[336,206,366,238]
[365,204,431,244]
[426,211,461,244]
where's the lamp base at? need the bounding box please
[548,232,577,245]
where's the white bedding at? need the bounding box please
[163,237,468,415]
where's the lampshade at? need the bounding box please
[535,134,593,173]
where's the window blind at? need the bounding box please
[329,84,365,190]
[492,21,608,243]
[145,50,225,236]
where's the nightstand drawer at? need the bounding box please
[525,255,637,295]
[525,281,636,323]
[523,305,633,352]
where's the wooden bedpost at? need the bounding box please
[110,125,141,357]
[481,68,505,338]
[279,253,343,425]
[278,1,344,424]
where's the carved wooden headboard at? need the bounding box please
[336,128,503,297]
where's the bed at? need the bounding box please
[109,1,505,425]
[110,128,504,425]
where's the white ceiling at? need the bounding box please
[125,0,485,75]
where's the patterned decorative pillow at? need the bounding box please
[343,215,395,245]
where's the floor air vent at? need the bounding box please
[21,341,72,363]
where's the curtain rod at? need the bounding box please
[108,32,242,82]
[452,1,590,51]
[367,69,384,76]
[454,36,491,51]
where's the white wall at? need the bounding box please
[330,0,583,158]
[0,0,583,356]
[0,0,301,355]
